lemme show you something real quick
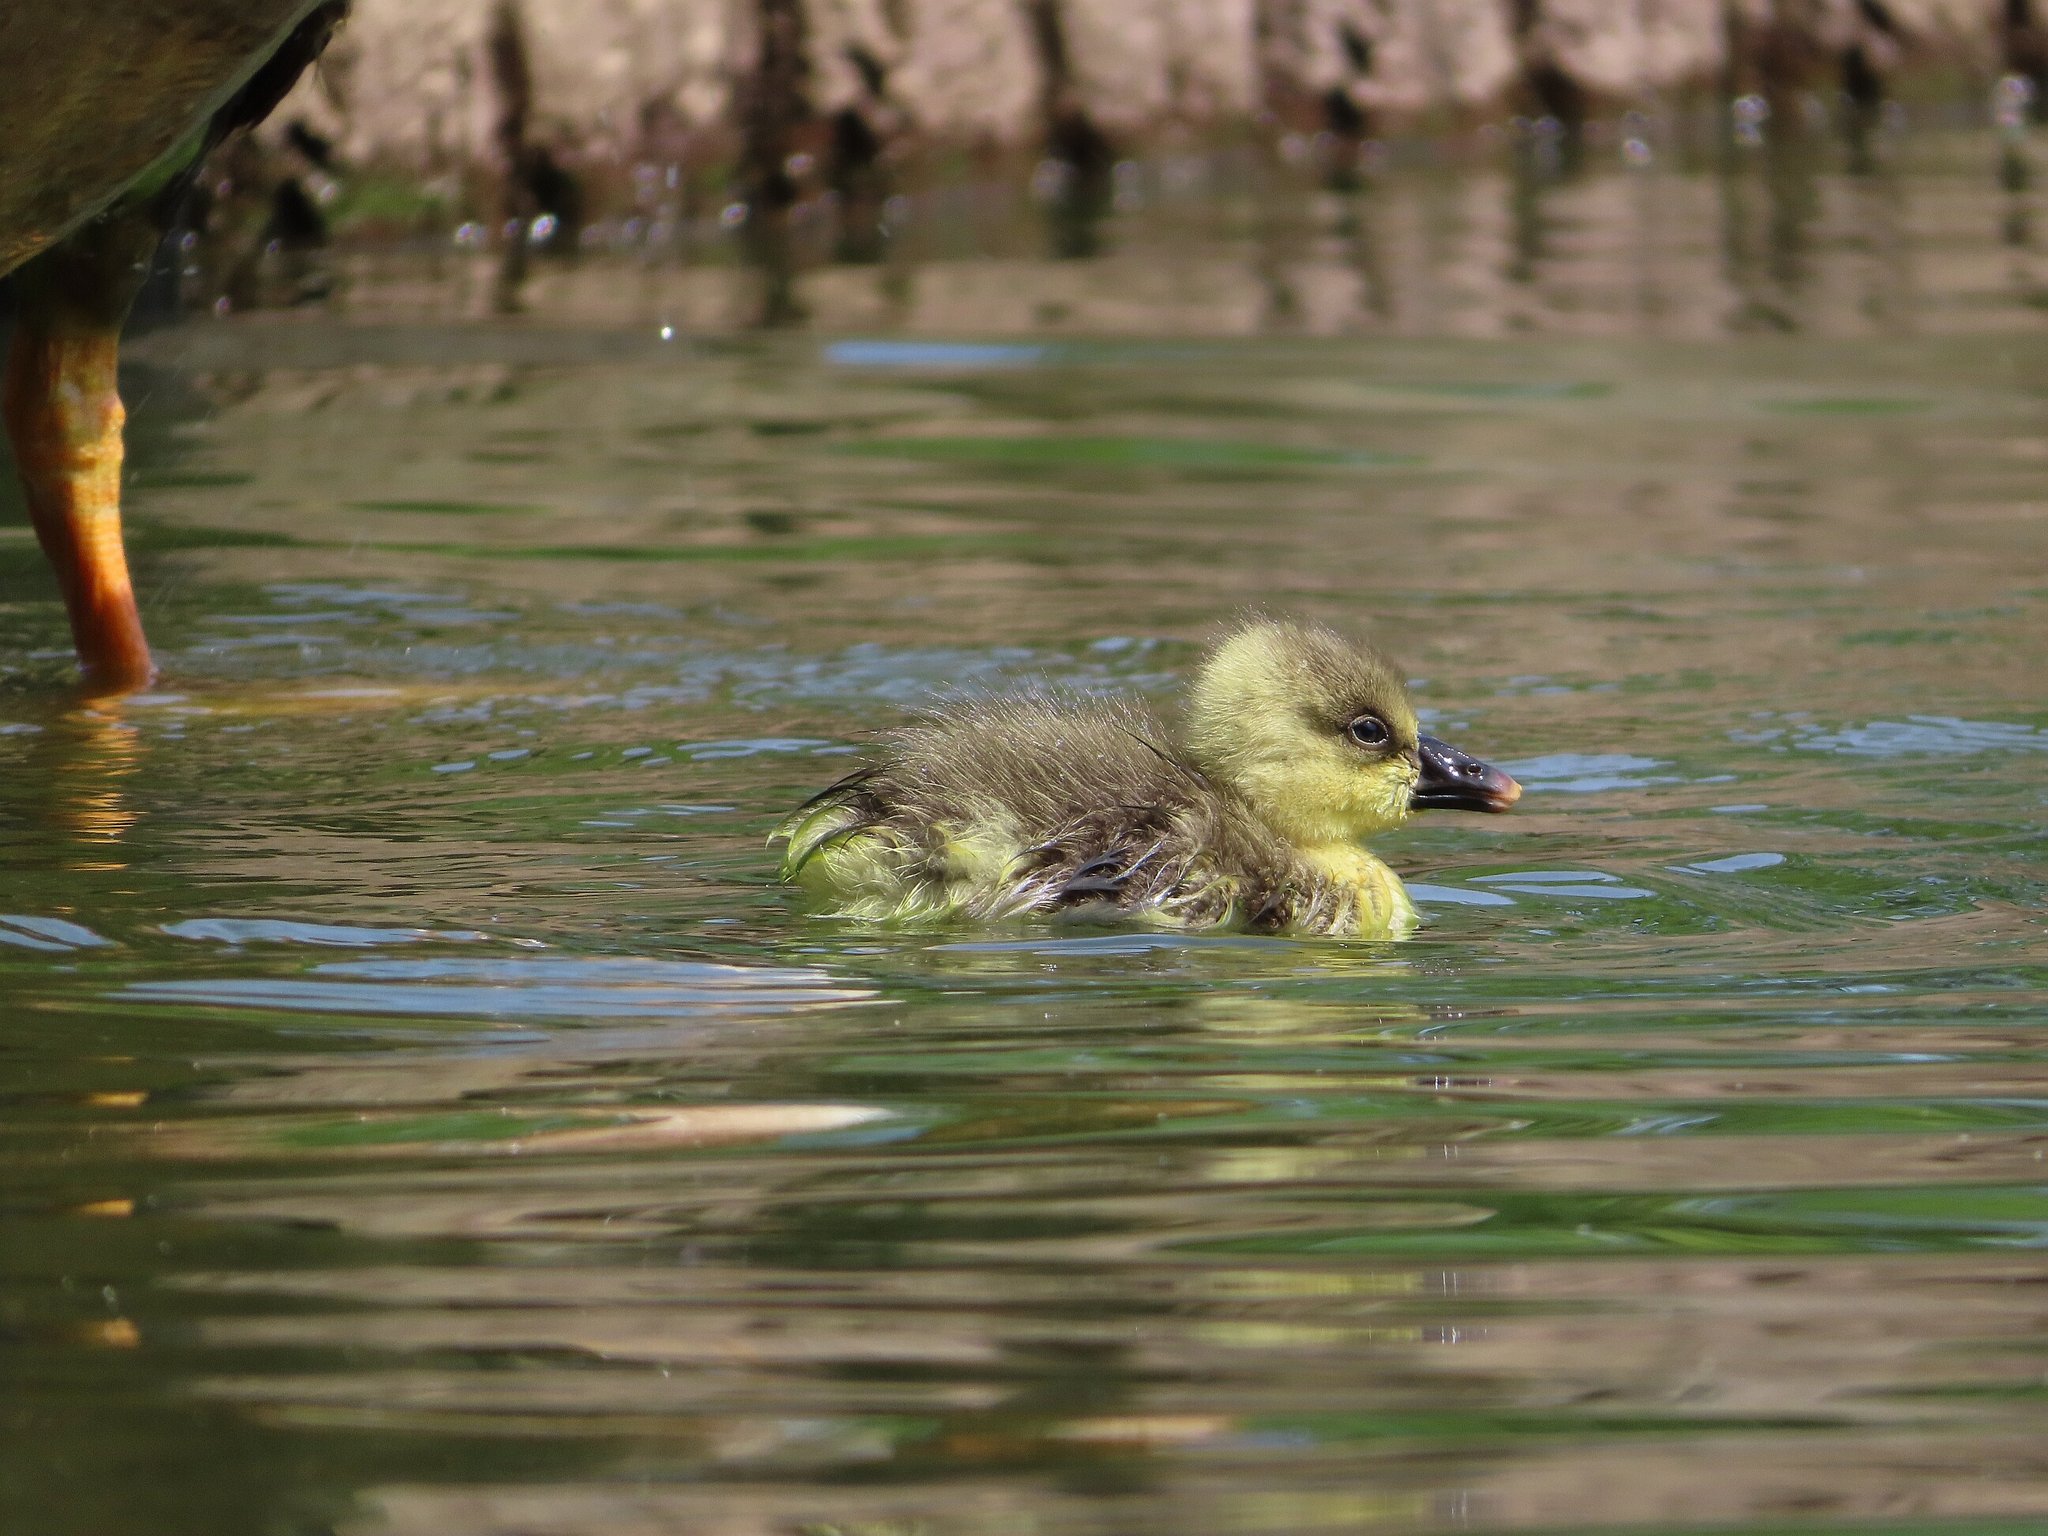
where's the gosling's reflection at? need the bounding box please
[2002,133,2033,248]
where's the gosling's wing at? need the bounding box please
[774,765,886,879]
[1018,798,1330,931]
[777,698,1211,922]
[1003,801,1194,917]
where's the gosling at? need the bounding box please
[774,618,1521,937]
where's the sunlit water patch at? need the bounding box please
[123,954,878,1020]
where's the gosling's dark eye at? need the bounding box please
[1346,714,1390,748]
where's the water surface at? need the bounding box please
[4,140,2048,1536]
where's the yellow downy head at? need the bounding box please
[1182,620,1423,850]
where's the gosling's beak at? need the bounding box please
[1411,735,1522,813]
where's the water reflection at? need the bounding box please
[5,133,2048,1536]
[12,893,2048,1535]
[222,129,2048,339]
[126,951,877,1019]
[4,701,146,860]
[84,954,2048,1534]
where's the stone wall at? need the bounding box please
[279,0,2019,175]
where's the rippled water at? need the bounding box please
[5,140,2048,1536]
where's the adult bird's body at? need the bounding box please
[0,1,347,691]
[777,620,1523,938]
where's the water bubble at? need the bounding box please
[1996,74,2035,130]
[1113,159,1145,212]
[1030,158,1072,200]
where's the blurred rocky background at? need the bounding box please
[150,0,2048,323]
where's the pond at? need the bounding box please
[4,133,2048,1536]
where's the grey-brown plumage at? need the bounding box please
[776,620,1522,937]
[791,691,1345,930]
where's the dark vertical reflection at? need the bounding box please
[1025,0,1116,261]
[826,43,905,265]
[1721,106,1821,333]
[828,104,890,264]
[736,0,813,327]
[1839,29,1895,175]
[1626,131,1669,334]
[1845,143,1911,330]
[486,0,536,316]
[1995,116,2048,311]
[2001,131,2033,248]
[1763,117,1820,302]
[1334,178,1393,326]
[1718,126,1766,329]
[1252,145,1307,332]
[1506,138,1560,291]
[1042,113,1116,262]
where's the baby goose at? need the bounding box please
[775,619,1521,937]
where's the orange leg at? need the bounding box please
[3,213,162,694]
